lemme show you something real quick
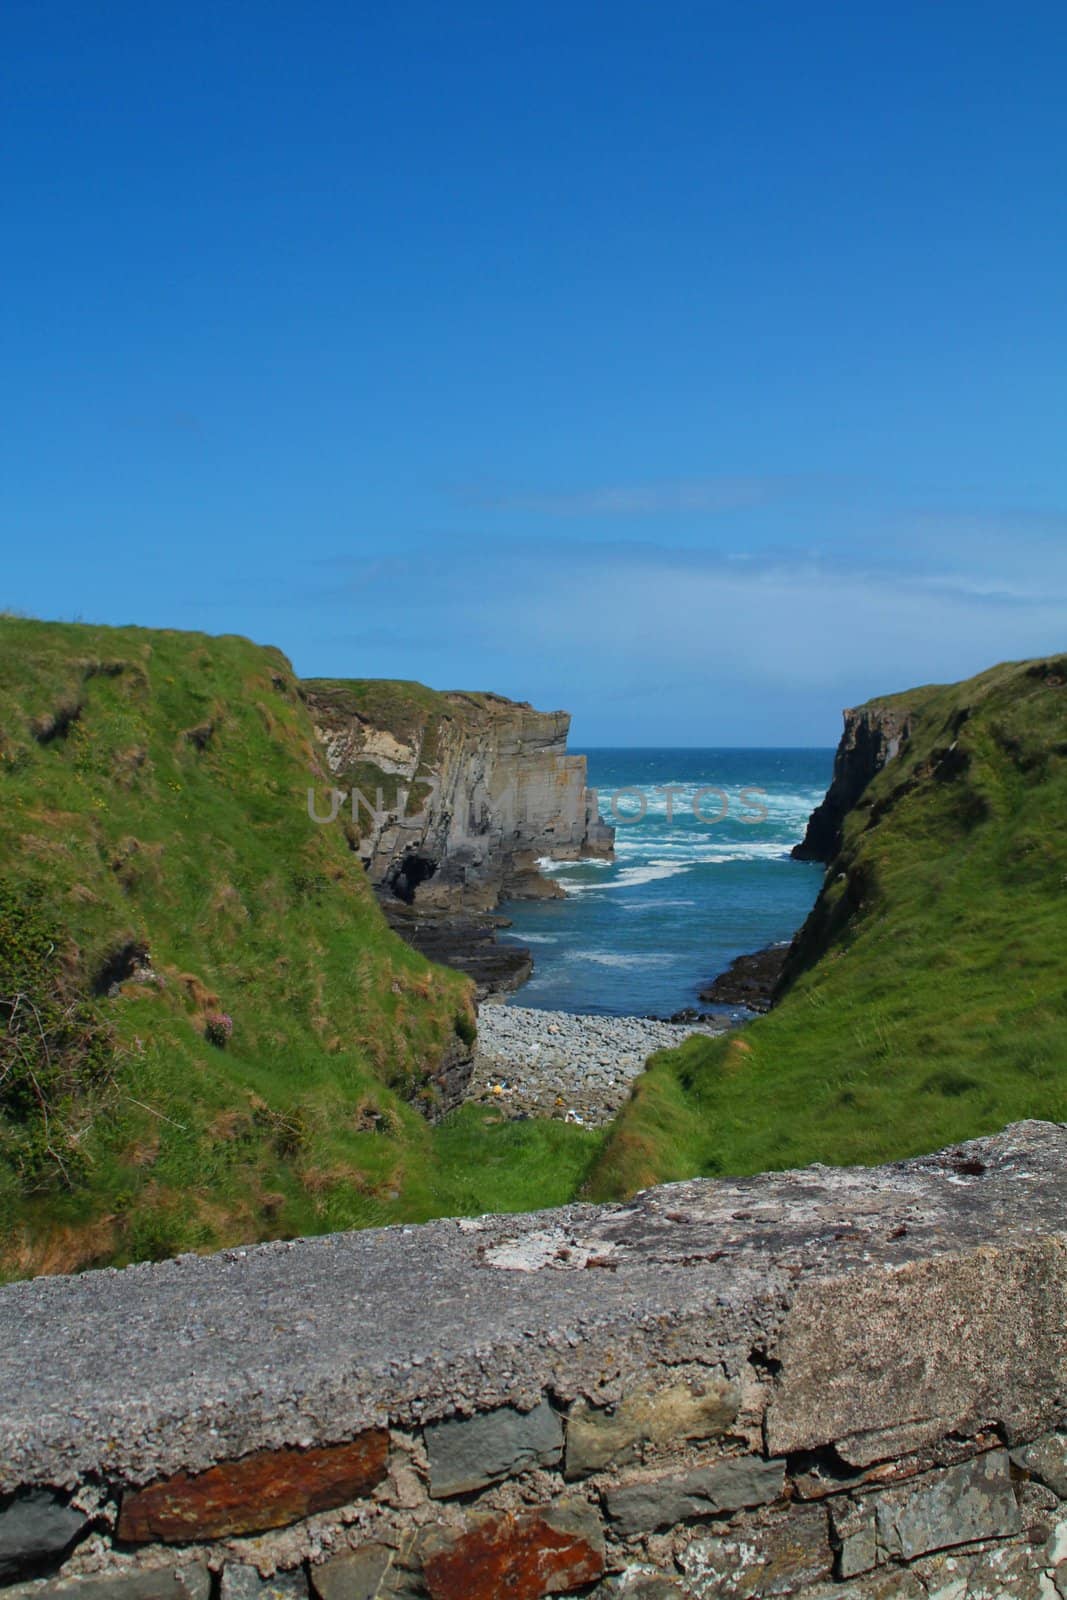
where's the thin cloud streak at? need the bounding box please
[458,477,776,516]
[297,516,1067,741]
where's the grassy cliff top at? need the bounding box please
[303,678,539,731]
[588,652,1067,1197]
[845,658,1043,723]
[303,677,457,737]
[0,619,598,1277]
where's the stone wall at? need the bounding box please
[0,1121,1065,1598]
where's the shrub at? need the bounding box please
[204,1011,234,1048]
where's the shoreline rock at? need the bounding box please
[698,943,791,1013]
[380,901,534,1001]
[469,1004,736,1125]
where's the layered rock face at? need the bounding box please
[303,681,612,994]
[792,703,915,863]
[306,685,612,909]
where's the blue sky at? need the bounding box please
[3,2,1065,744]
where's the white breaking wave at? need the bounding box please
[595,782,823,823]
[703,848,796,864]
[537,855,614,872]
[610,825,802,857]
[651,842,794,863]
[622,897,697,910]
[606,863,691,890]
[543,845,802,898]
[572,950,673,968]
[541,861,692,898]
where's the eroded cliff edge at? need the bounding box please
[303,678,613,994]
[780,655,1065,997]
[791,700,920,864]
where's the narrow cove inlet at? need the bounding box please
[467,749,832,1123]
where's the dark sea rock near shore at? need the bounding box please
[380,899,533,1000]
[699,944,790,1013]
[656,1007,725,1025]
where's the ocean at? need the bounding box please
[497,748,834,1017]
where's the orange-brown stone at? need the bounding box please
[422,1506,604,1600]
[117,1430,389,1543]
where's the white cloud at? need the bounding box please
[303,514,1067,740]
[484,551,1064,693]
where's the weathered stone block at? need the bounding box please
[0,1489,89,1579]
[870,1450,1020,1563]
[613,1573,694,1598]
[679,1505,832,1596]
[1012,1431,1067,1499]
[2,1567,212,1600]
[604,1455,784,1537]
[220,1567,308,1599]
[117,1431,389,1542]
[421,1500,604,1600]
[946,1540,1055,1600]
[1015,1476,1062,1520]
[564,1378,740,1478]
[901,1542,1056,1600]
[309,1543,393,1600]
[766,1239,1067,1462]
[791,1427,1004,1503]
[831,1570,925,1599]
[424,1399,563,1498]
[829,1497,879,1579]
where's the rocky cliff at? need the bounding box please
[304,680,612,910]
[791,701,919,863]
[781,671,992,989]
[695,699,924,1012]
[303,679,612,993]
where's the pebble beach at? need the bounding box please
[469,1003,735,1125]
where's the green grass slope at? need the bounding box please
[0,619,599,1277]
[588,654,1067,1198]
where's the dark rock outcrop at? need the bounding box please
[698,944,790,1013]
[791,703,915,863]
[381,904,533,1002]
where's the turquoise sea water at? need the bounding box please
[498,749,834,1017]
